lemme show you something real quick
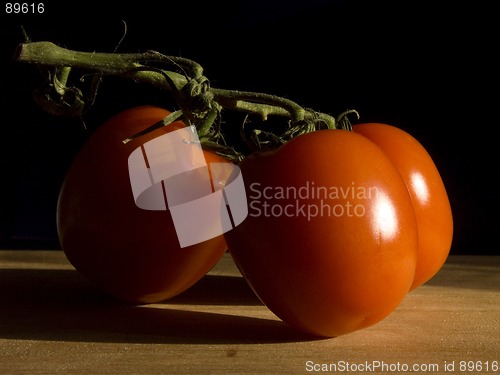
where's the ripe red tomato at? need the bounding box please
[57,106,229,303]
[352,123,453,289]
[224,129,419,337]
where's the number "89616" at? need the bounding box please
[5,3,44,13]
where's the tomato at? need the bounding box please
[57,106,229,304]
[224,129,419,337]
[352,123,453,289]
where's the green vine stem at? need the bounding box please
[14,41,353,160]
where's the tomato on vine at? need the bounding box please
[57,106,229,304]
[17,40,454,338]
[224,129,419,337]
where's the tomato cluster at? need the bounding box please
[57,106,453,337]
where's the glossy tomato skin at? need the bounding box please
[225,129,418,337]
[352,123,453,290]
[57,106,228,304]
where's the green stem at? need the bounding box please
[14,41,342,154]
[14,41,189,90]
[14,42,336,124]
[55,66,71,89]
[213,88,305,122]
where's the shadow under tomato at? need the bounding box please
[167,274,262,306]
[0,268,320,344]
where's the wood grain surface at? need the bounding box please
[0,250,498,374]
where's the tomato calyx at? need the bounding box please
[245,109,358,152]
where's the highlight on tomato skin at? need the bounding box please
[57,106,229,304]
[352,123,454,290]
[224,129,419,337]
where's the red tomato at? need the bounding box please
[224,129,419,337]
[57,106,228,303]
[352,123,453,289]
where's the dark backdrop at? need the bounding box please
[1,0,497,254]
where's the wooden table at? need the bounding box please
[0,250,498,374]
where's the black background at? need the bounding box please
[0,0,497,254]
